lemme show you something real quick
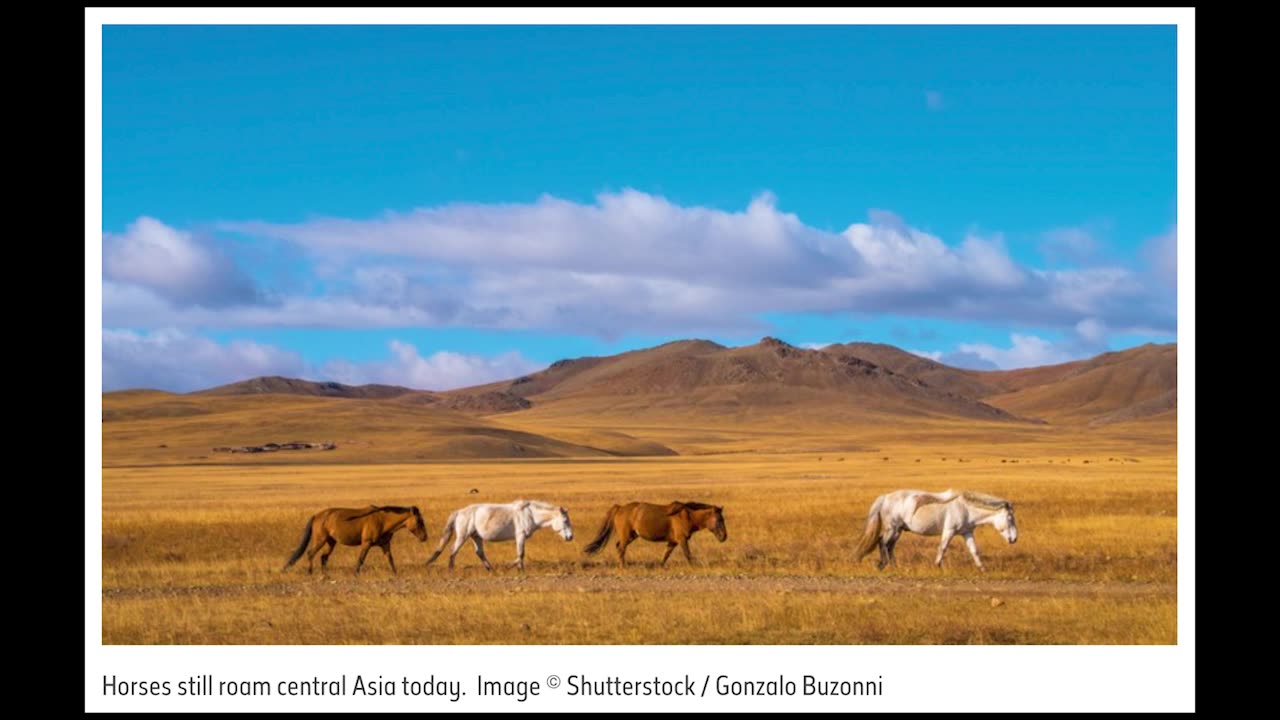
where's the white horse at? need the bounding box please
[853,489,1017,570]
[425,500,574,571]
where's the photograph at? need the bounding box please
[96,20,1181,654]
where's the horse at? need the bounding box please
[853,489,1017,570]
[424,500,573,571]
[281,505,428,575]
[582,501,727,568]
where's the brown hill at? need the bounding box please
[823,342,998,399]
[983,343,1177,424]
[197,376,412,399]
[101,391,675,465]
[196,375,537,415]
[461,337,1021,424]
[105,338,1176,465]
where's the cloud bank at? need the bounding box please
[102,330,542,393]
[104,217,259,307]
[102,190,1175,340]
[103,329,304,392]
[319,341,542,391]
[100,191,1175,389]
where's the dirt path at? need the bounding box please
[103,573,1172,601]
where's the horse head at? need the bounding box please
[409,506,429,542]
[553,506,574,541]
[711,506,728,542]
[671,502,728,541]
[994,502,1017,544]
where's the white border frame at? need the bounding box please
[86,8,1194,712]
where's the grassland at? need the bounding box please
[101,429,1177,644]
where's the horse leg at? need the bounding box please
[354,542,374,575]
[380,541,397,574]
[885,527,903,567]
[472,536,494,572]
[875,517,896,568]
[616,532,635,568]
[447,531,467,570]
[935,527,956,567]
[510,536,526,571]
[962,531,985,571]
[305,535,322,575]
[679,537,695,566]
[318,538,337,576]
[303,530,325,573]
[661,542,678,566]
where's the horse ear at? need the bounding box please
[715,506,724,513]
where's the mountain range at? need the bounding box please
[102,337,1176,464]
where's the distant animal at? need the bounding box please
[425,500,573,571]
[282,505,428,575]
[583,501,727,568]
[853,489,1017,570]
[469,488,480,494]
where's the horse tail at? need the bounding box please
[582,505,620,555]
[424,510,458,566]
[281,514,315,571]
[853,496,885,561]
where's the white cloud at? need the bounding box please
[907,349,944,361]
[104,193,1174,338]
[224,191,854,289]
[321,341,542,391]
[947,317,1112,370]
[956,334,1072,369]
[102,331,543,393]
[1041,227,1099,264]
[103,328,304,392]
[1074,317,1108,345]
[103,217,258,307]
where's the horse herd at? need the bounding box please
[282,489,1018,576]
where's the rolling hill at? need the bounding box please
[197,376,413,399]
[101,338,1176,465]
[982,343,1177,425]
[820,341,1179,426]
[101,391,677,466]
[455,337,1020,424]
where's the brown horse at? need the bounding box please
[582,501,727,567]
[282,505,428,575]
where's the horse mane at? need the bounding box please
[961,491,1011,510]
[348,505,417,520]
[513,499,561,512]
[668,501,720,516]
[911,490,957,510]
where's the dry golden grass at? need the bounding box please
[102,428,1176,644]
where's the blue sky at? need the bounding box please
[100,25,1178,392]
